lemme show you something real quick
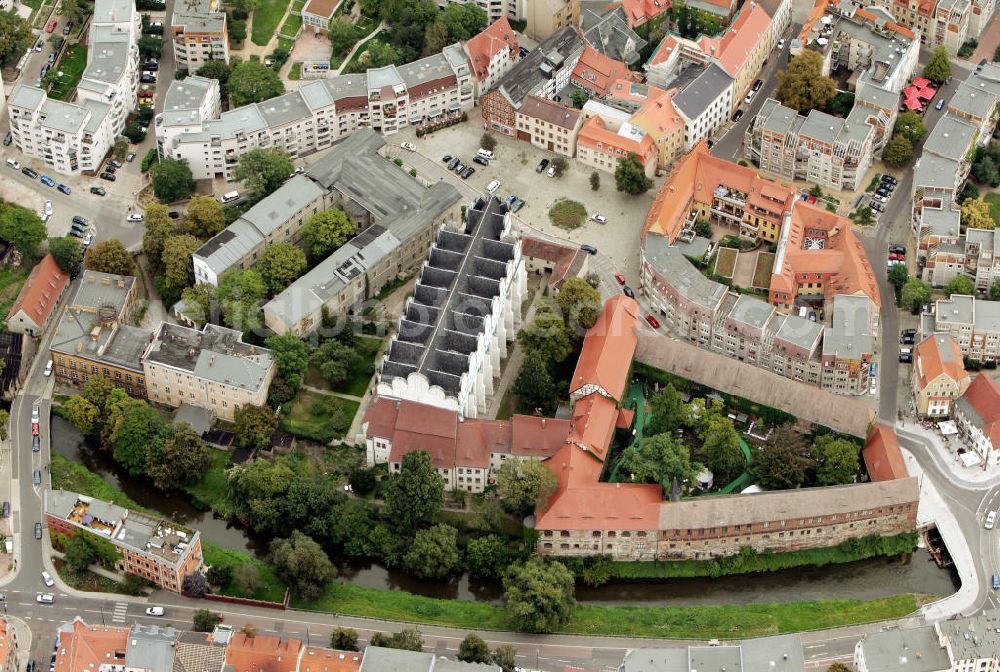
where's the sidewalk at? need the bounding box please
[896,421,1000,490]
[902,446,981,621]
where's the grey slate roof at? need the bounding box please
[855,81,898,111]
[642,236,727,311]
[772,313,824,351]
[144,323,273,391]
[823,294,874,361]
[380,197,518,397]
[923,115,978,161]
[913,154,961,190]
[194,219,265,276]
[920,206,961,238]
[798,109,844,145]
[672,63,733,120]
[620,635,804,672]
[857,626,949,672]
[240,175,324,237]
[939,610,1000,662]
[493,26,583,107]
[728,294,774,330]
[172,10,225,32]
[126,625,178,672]
[359,649,498,672]
[581,7,647,65]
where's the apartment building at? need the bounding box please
[481,26,584,136]
[576,101,658,176]
[821,294,878,395]
[159,44,473,180]
[643,141,795,245]
[48,271,148,398]
[142,323,274,422]
[935,294,1000,363]
[78,0,141,138]
[301,0,337,31]
[628,85,686,171]
[619,637,805,672]
[525,0,579,41]
[922,226,1000,288]
[463,17,519,99]
[745,98,876,191]
[375,197,526,419]
[912,333,971,416]
[949,63,1000,142]
[514,95,583,157]
[5,254,69,337]
[856,609,1000,672]
[171,0,229,70]
[262,136,462,335]
[437,0,522,23]
[154,75,222,160]
[570,46,631,99]
[672,63,734,149]
[700,1,775,103]
[0,619,19,672]
[580,7,647,67]
[45,490,203,592]
[953,373,1000,465]
[872,0,991,53]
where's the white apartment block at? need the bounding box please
[935,294,1000,363]
[745,98,876,191]
[142,322,275,422]
[171,11,228,70]
[157,44,473,181]
[7,0,138,175]
[436,0,522,23]
[672,63,733,149]
[376,197,527,420]
[856,609,1000,672]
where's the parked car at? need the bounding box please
[536,158,549,173]
[127,213,144,222]
[105,164,116,173]
[511,197,525,212]
[168,211,180,219]
[68,228,85,239]
[32,435,39,451]
[872,194,887,203]
[580,244,598,254]
[645,315,660,328]
[71,215,87,226]
[82,233,93,247]
[881,175,898,185]
[3,132,11,146]
[32,404,39,421]
[33,469,41,486]
[752,79,763,92]
[57,184,71,195]
[34,522,42,539]
[993,574,1000,591]
[453,162,465,174]
[591,214,607,224]
[22,167,38,179]
[441,155,452,163]
[35,38,43,51]
[447,158,460,170]
[145,607,165,617]
[400,142,416,151]
[62,21,73,34]
[40,176,55,187]
[140,74,156,83]
[44,360,52,376]
[126,152,136,162]
[99,172,116,181]
[108,159,122,168]
[614,272,626,285]
[889,246,906,255]
[47,53,56,65]
[6,159,19,171]
[935,98,946,111]
[45,20,57,32]
[546,165,556,177]
[731,108,744,123]
[870,202,885,213]
[460,166,475,179]
[473,156,489,166]
[90,186,106,196]
[143,61,159,71]
[54,37,64,49]
[777,38,785,50]
[44,201,52,217]
[623,286,634,298]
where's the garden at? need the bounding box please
[548,199,587,230]
[45,45,87,102]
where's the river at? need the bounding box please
[51,416,960,607]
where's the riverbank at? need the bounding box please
[51,452,931,637]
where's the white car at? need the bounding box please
[6,159,20,171]
[872,194,888,203]
[82,233,93,247]
[145,607,165,616]
[44,201,52,217]
[32,404,39,421]
[127,213,144,222]
[36,594,54,604]
[591,214,607,224]
[41,571,54,587]
[44,360,53,377]
[546,165,556,178]
[777,38,785,50]
[401,142,416,151]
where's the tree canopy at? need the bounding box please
[923,46,952,85]
[961,198,997,230]
[234,148,294,199]
[234,404,278,450]
[512,351,556,413]
[403,523,461,579]
[517,298,575,364]
[301,208,356,260]
[162,234,201,290]
[882,134,914,168]
[775,50,836,113]
[85,240,135,276]
[946,274,976,297]
[555,277,602,331]
[228,60,285,107]
[749,426,810,489]
[811,435,859,486]
[384,450,444,531]
[503,558,575,633]
[0,203,47,260]
[184,196,226,238]
[150,159,195,202]
[496,458,558,516]
[265,333,310,389]
[900,278,933,314]
[618,433,699,487]
[614,154,653,195]
[893,111,926,143]
[258,242,307,293]
[48,237,82,272]
[0,11,34,67]
[647,383,686,436]
[268,531,335,601]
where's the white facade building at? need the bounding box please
[158,44,473,181]
[672,63,734,149]
[376,197,527,420]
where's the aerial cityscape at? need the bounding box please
[0,0,998,669]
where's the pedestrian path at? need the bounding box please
[111,601,128,623]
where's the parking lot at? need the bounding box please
[386,119,661,286]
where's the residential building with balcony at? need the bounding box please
[375,196,526,419]
[160,44,473,180]
[627,84,686,171]
[437,0,524,23]
[463,17,519,100]
[142,323,274,422]
[820,294,878,395]
[45,489,203,592]
[954,372,1000,465]
[301,0,337,31]
[514,95,583,156]
[171,0,229,70]
[912,333,971,416]
[948,63,1000,143]
[481,26,584,135]
[154,75,222,160]
[935,294,1000,363]
[48,271,149,398]
[744,98,876,191]
[576,101,658,176]
[873,0,989,52]
[525,0,579,41]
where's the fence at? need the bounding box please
[202,589,290,610]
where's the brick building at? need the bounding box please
[5,254,69,337]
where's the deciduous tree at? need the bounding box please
[555,277,601,330]
[465,534,508,579]
[310,339,360,386]
[492,646,518,672]
[517,299,574,364]
[184,196,226,239]
[327,19,361,55]
[614,154,652,194]
[961,198,997,230]
[888,262,909,294]
[192,609,219,631]
[182,572,210,597]
[264,332,310,389]
[143,205,179,273]
[48,237,82,272]
[512,352,555,412]
[457,634,491,664]
[811,435,859,485]
[403,523,461,579]
[923,45,952,84]
[147,423,212,491]
[703,418,744,485]
[991,277,1000,300]
[384,450,444,530]
[369,628,424,651]
[749,426,810,489]
[775,50,836,113]
[619,433,699,487]
[0,204,47,260]
[258,242,307,293]
[901,278,933,314]
[196,61,233,100]
[234,404,278,450]
[269,530,336,601]
[647,383,686,436]
[85,240,135,276]
[882,134,914,168]
[0,11,33,67]
[234,148,295,199]
[330,627,359,651]
[150,158,195,202]
[66,396,101,436]
[64,534,99,571]
[228,60,285,106]
[179,284,216,327]
[111,400,169,477]
[496,458,558,515]
[162,234,201,290]
[503,558,575,633]
[946,275,976,297]
[301,209,356,260]
[480,132,497,152]
[235,563,261,595]
[206,564,233,587]
[893,111,926,143]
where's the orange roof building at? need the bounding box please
[521,236,588,289]
[955,374,1000,465]
[225,634,302,672]
[575,110,658,177]
[298,648,362,672]
[911,334,971,417]
[863,423,909,481]
[768,201,880,311]
[699,1,774,99]
[0,619,18,672]
[616,0,671,27]
[571,47,631,98]
[6,253,69,336]
[53,619,129,672]
[569,295,639,402]
[642,141,795,244]
[464,17,519,94]
[629,85,685,170]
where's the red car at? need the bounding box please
[45,20,57,32]
[614,272,625,285]
[645,315,660,329]
[32,422,39,436]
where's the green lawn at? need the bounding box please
[251,0,290,46]
[0,267,29,326]
[355,15,378,37]
[52,558,138,596]
[279,12,302,38]
[984,192,1000,225]
[295,583,923,639]
[47,45,87,101]
[21,0,42,9]
[279,390,359,443]
[549,199,587,230]
[183,449,233,514]
[291,0,305,10]
[51,453,150,512]
[288,62,302,80]
[304,336,381,397]
[202,543,287,603]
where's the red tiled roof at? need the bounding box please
[511,415,572,458]
[961,374,1000,448]
[863,423,908,481]
[53,619,129,672]
[7,254,68,328]
[362,396,399,439]
[913,334,968,391]
[518,95,582,129]
[302,0,337,19]
[577,114,658,167]
[571,47,631,97]
[225,634,301,672]
[618,0,671,26]
[712,2,772,80]
[298,648,362,672]
[388,401,459,469]
[565,393,620,461]
[465,17,518,82]
[569,295,639,402]
[456,419,512,467]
